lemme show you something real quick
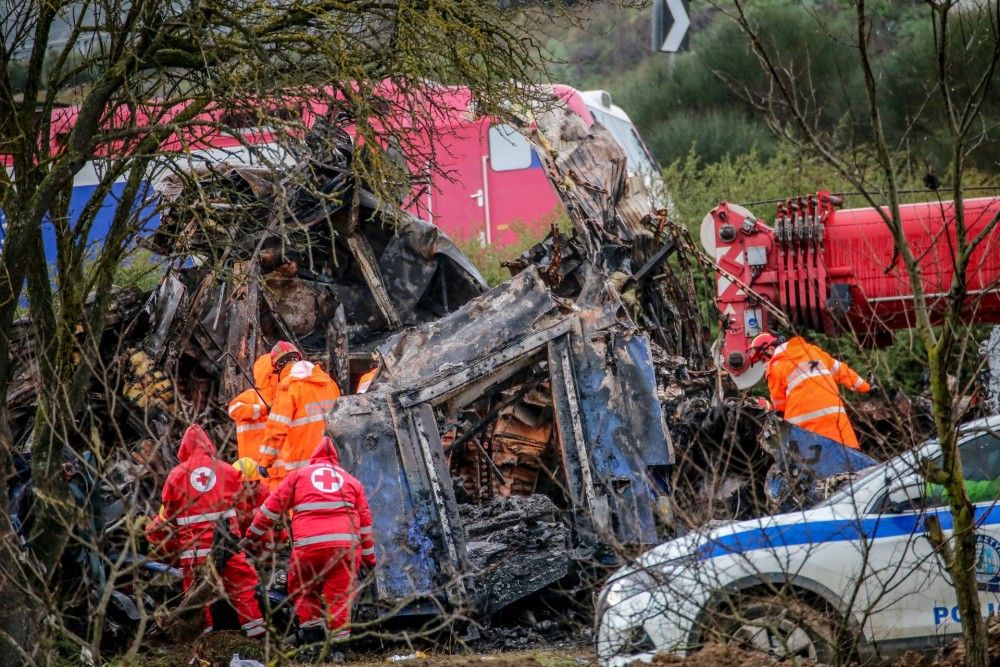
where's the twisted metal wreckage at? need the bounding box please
[5,106,767,638]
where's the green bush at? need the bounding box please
[641,110,778,166]
[544,1,1000,173]
[456,212,569,287]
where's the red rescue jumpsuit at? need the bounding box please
[159,424,265,637]
[765,336,871,449]
[233,478,288,549]
[233,478,269,537]
[246,436,375,638]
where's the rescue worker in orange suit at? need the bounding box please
[256,342,341,488]
[355,366,378,394]
[747,333,874,449]
[150,425,266,638]
[228,354,279,462]
[245,436,376,647]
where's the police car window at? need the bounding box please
[926,431,1000,507]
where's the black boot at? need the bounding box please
[283,625,327,662]
[283,624,325,647]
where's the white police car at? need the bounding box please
[595,415,1000,665]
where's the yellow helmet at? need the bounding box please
[233,457,261,481]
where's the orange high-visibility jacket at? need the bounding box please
[765,336,870,448]
[355,367,378,394]
[227,354,278,462]
[259,360,341,482]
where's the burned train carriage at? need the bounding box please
[328,268,674,617]
[142,108,682,620]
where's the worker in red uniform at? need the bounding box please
[245,436,376,647]
[257,342,341,488]
[228,353,279,462]
[151,424,266,637]
[232,456,288,551]
[145,505,180,566]
[232,457,269,537]
[748,333,873,449]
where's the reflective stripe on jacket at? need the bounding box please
[160,425,243,560]
[765,336,870,448]
[259,360,341,479]
[227,354,278,462]
[247,437,376,566]
[229,389,268,461]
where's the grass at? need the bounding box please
[456,212,571,288]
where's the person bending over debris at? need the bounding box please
[748,333,874,449]
[246,436,376,649]
[228,353,279,462]
[257,342,341,489]
[147,425,266,637]
[232,456,289,551]
[232,457,269,536]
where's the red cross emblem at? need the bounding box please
[310,466,344,493]
[190,466,217,492]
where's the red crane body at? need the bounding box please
[704,192,1000,388]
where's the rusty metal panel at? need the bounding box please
[547,334,600,534]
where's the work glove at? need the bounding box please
[867,383,881,398]
[257,466,269,479]
[243,536,264,557]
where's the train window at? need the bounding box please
[488,124,532,172]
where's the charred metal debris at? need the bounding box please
[4,108,768,626]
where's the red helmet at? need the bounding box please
[746,333,778,366]
[270,341,301,367]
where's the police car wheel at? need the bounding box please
[703,596,838,663]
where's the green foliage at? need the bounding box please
[880,8,1000,171]
[544,1,999,171]
[113,248,165,292]
[457,212,569,287]
[545,5,651,89]
[663,145,1000,238]
[634,110,778,167]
